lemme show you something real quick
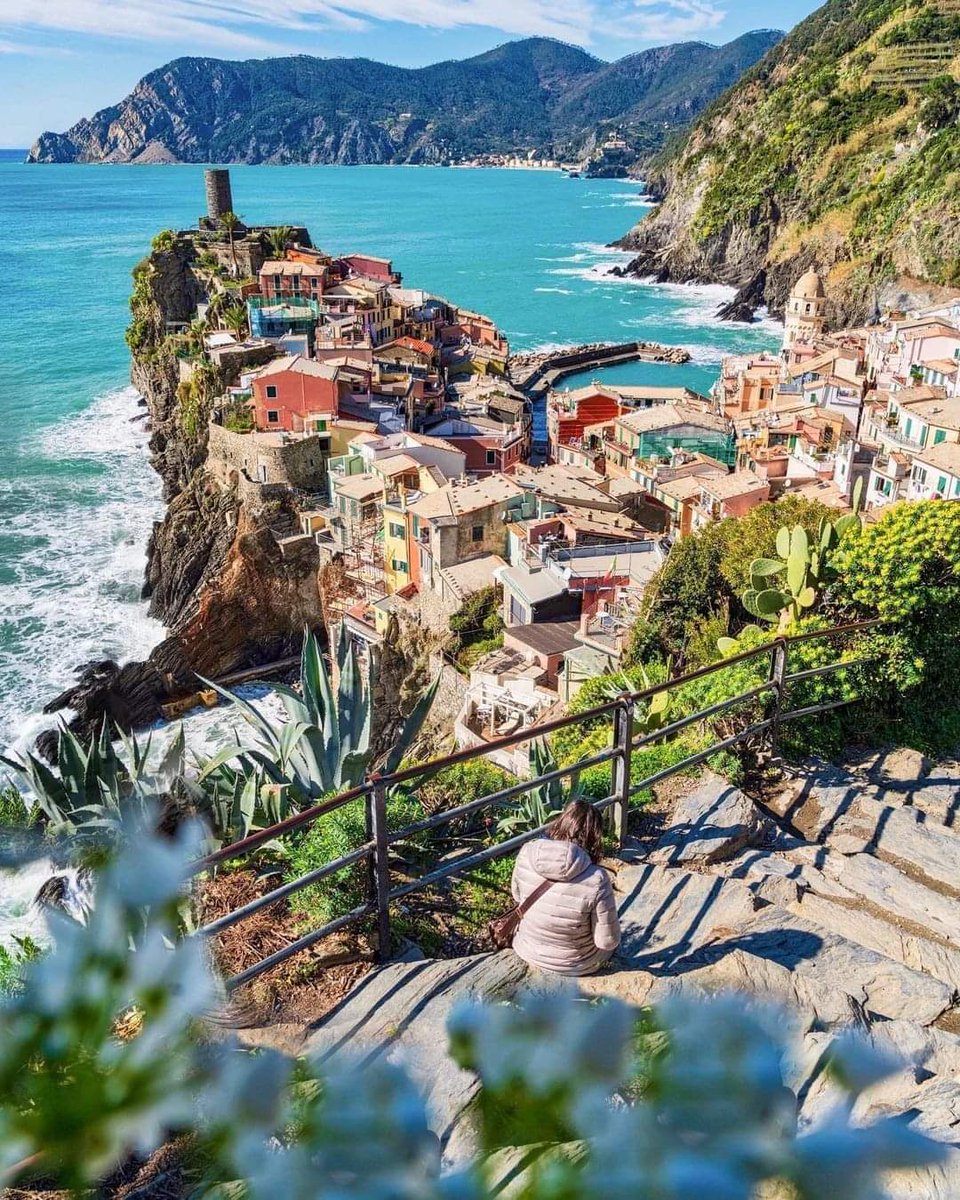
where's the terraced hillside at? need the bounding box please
[619,0,960,324]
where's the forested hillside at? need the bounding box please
[27,33,781,167]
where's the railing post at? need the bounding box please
[368,775,392,961]
[611,696,634,848]
[770,639,788,754]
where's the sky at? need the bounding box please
[0,0,823,148]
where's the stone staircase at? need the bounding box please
[240,751,960,1195]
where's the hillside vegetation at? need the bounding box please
[619,0,960,323]
[26,33,781,166]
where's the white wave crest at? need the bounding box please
[0,386,164,757]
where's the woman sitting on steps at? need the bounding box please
[510,799,621,977]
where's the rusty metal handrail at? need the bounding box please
[199,618,886,987]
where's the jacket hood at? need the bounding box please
[527,838,592,882]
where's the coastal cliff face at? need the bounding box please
[618,0,960,324]
[26,34,781,168]
[44,235,324,739]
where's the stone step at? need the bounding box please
[293,951,535,1165]
[831,749,960,831]
[718,845,960,988]
[718,904,954,1025]
[607,862,955,1025]
[767,763,960,897]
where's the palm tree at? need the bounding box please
[219,211,242,277]
[267,225,294,259]
[223,304,248,341]
[184,317,209,356]
[205,289,228,324]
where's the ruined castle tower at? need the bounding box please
[204,168,234,221]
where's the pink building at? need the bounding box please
[888,318,960,387]
[336,253,399,284]
[258,260,327,301]
[250,355,340,432]
[422,415,527,476]
[692,471,771,529]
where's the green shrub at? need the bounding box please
[0,786,31,828]
[150,229,177,253]
[415,759,512,831]
[222,403,254,434]
[284,800,369,927]
[0,935,42,997]
[450,586,504,667]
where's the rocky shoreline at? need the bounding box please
[40,234,325,749]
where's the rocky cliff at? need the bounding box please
[26,34,781,168]
[617,0,960,324]
[43,234,325,740]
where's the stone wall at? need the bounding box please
[208,422,330,491]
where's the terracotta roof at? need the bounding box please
[914,440,960,476]
[376,453,421,476]
[895,318,960,339]
[439,554,507,600]
[616,385,711,405]
[896,394,960,432]
[260,260,322,276]
[342,252,393,266]
[335,473,384,501]
[616,404,730,435]
[409,474,524,519]
[659,475,714,502]
[698,472,770,501]
[513,463,611,506]
[387,336,435,357]
[404,430,460,452]
[787,479,849,509]
[253,355,338,381]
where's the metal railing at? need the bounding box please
[192,619,882,990]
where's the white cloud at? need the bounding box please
[5,0,728,53]
[606,1,727,42]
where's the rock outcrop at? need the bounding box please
[617,1,960,324]
[43,233,325,741]
[26,34,781,168]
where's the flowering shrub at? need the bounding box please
[0,828,944,1198]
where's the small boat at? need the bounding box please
[569,171,580,178]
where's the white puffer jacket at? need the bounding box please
[510,838,621,977]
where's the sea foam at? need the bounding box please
[0,386,165,758]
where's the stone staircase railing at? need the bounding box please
[192,619,883,990]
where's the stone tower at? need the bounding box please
[204,168,234,221]
[783,268,827,353]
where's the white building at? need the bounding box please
[783,270,828,355]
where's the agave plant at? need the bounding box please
[497,739,583,837]
[0,721,188,846]
[199,626,440,815]
[599,665,672,737]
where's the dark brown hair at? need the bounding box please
[548,799,604,864]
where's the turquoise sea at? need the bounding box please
[0,154,780,753]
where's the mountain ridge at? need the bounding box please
[26,32,783,167]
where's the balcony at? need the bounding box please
[880,426,923,451]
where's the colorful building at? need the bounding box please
[249,355,339,432]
